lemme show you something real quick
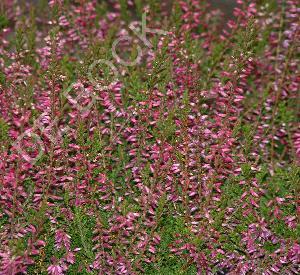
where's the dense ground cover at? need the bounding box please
[0,0,299,274]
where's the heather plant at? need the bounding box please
[0,0,299,274]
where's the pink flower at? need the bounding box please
[47,264,64,275]
[55,230,71,250]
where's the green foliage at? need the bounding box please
[95,1,108,18]
[241,124,255,155]
[144,215,197,274]
[153,111,176,142]
[15,27,26,55]
[60,55,76,80]
[220,177,244,206]
[134,0,143,19]
[148,0,161,19]
[0,118,9,144]
[71,208,95,260]
[0,214,9,230]
[119,0,129,22]
[25,202,48,228]
[263,241,280,253]
[278,101,296,124]
[179,89,191,120]
[123,69,148,103]
[0,13,9,30]
[147,41,171,90]
[0,70,5,85]
[170,1,183,32]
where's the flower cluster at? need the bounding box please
[0,0,299,274]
